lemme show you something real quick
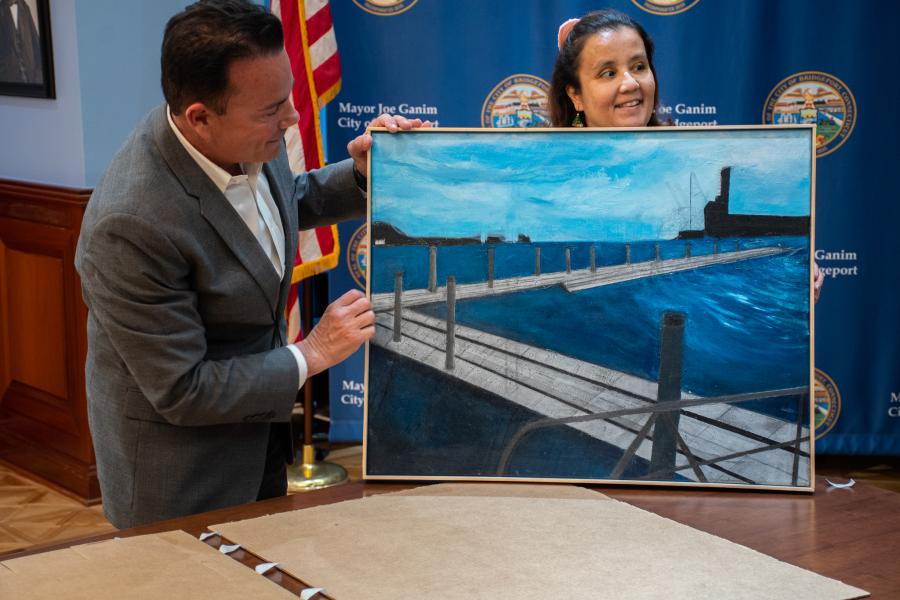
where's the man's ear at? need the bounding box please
[181,102,216,143]
[182,102,214,137]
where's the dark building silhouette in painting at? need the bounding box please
[703,167,809,238]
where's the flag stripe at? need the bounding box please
[304,0,329,19]
[275,0,342,340]
[299,225,326,258]
[296,0,326,168]
[309,25,337,71]
[287,284,301,341]
[283,123,308,172]
[292,225,340,282]
[306,2,333,43]
[282,0,323,170]
[315,223,337,253]
[314,54,342,106]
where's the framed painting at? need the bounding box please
[363,126,816,491]
[0,0,55,99]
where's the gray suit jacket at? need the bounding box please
[75,105,364,528]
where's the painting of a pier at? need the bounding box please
[364,126,815,491]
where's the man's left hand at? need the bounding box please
[347,114,432,178]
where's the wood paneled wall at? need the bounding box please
[0,178,98,503]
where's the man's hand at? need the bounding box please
[347,113,432,178]
[295,289,375,377]
[814,262,824,304]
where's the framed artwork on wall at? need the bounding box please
[364,126,816,491]
[0,0,55,99]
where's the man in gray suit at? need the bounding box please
[75,0,424,528]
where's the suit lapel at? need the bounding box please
[263,158,298,320]
[149,106,281,318]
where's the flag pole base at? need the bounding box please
[287,444,348,493]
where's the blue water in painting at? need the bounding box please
[372,236,810,409]
[367,236,810,480]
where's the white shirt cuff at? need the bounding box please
[286,344,309,390]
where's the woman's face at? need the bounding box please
[566,27,656,127]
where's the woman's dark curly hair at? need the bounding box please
[549,9,661,127]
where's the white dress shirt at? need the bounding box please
[167,108,308,388]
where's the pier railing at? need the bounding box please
[386,240,779,349]
[486,308,809,485]
[412,242,702,289]
[380,242,806,486]
[383,280,808,486]
[493,385,809,483]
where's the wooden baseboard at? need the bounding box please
[1,178,97,504]
[0,424,100,504]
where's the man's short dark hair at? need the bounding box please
[161,0,284,115]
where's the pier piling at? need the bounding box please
[487,247,494,288]
[428,245,437,292]
[684,243,692,259]
[535,246,541,276]
[654,243,660,262]
[650,311,685,480]
[445,276,456,370]
[393,272,403,342]
[565,247,571,274]
[590,245,596,272]
[625,243,631,265]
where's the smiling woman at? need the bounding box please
[547,8,824,301]
[549,9,660,128]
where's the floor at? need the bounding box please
[814,454,900,493]
[1,450,898,558]
[0,463,115,556]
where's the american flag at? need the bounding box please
[271,0,342,342]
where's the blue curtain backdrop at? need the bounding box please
[326,0,900,454]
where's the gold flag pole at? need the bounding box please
[287,279,348,492]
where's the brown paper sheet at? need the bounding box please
[213,483,867,600]
[387,481,609,499]
[0,530,296,600]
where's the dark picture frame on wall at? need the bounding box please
[0,0,55,99]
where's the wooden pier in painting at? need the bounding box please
[372,308,810,487]
[371,245,790,311]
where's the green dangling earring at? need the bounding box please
[572,112,584,127]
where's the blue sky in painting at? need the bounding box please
[370,129,812,242]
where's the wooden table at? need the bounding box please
[4,476,898,598]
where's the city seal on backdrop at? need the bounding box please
[763,71,857,157]
[814,369,842,440]
[351,0,417,17]
[631,0,701,16]
[347,223,368,290]
[481,74,550,128]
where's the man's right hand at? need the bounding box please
[295,289,375,377]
